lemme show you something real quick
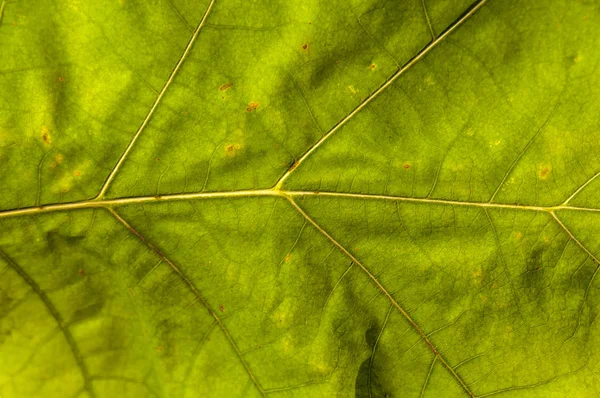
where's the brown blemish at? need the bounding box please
[219,82,233,91]
[156,347,164,352]
[335,60,340,65]
[287,160,299,172]
[225,143,241,156]
[78,269,85,277]
[515,231,523,240]
[540,166,551,179]
[302,43,308,51]
[58,76,64,82]
[246,102,259,112]
[156,157,161,162]
[50,161,58,168]
[402,163,411,169]
[41,127,51,144]
[219,304,225,312]
[73,171,81,177]
[369,63,376,71]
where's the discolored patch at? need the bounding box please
[246,102,259,112]
[369,63,376,71]
[219,304,225,312]
[284,253,291,262]
[225,143,241,156]
[219,82,233,91]
[41,127,51,144]
[539,165,552,179]
[302,43,308,50]
[402,163,411,169]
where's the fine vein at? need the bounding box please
[95,0,217,199]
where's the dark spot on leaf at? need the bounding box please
[403,163,411,169]
[219,304,225,312]
[156,157,160,162]
[78,269,85,277]
[219,82,233,91]
[246,102,259,112]
[302,43,308,50]
[540,166,551,179]
[288,160,299,172]
[369,63,376,70]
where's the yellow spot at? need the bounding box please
[369,63,376,71]
[472,269,482,279]
[574,55,582,63]
[514,231,523,241]
[284,253,291,262]
[465,128,474,137]
[55,154,64,164]
[424,75,435,86]
[73,171,81,177]
[348,85,358,95]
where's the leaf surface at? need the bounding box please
[1,0,600,397]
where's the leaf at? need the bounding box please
[1,0,599,397]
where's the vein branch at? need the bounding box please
[282,195,475,397]
[95,0,217,199]
[272,0,488,190]
[107,208,266,396]
[0,248,96,398]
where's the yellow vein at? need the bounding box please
[420,356,437,398]
[0,248,96,398]
[0,0,6,26]
[6,188,600,219]
[369,305,393,398]
[272,0,488,190]
[561,170,600,206]
[108,208,266,396]
[282,195,475,397]
[95,0,217,199]
[550,212,600,336]
[421,0,436,39]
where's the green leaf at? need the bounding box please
[1,0,599,397]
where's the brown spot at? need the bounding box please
[287,160,299,172]
[583,15,589,21]
[50,161,58,168]
[273,143,279,149]
[246,102,260,112]
[156,157,161,162]
[225,143,241,156]
[515,232,523,240]
[219,304,225,312]
[73,171,81,177]
[302,43,308,50]
[335,60,340,65]
[308,21,312,25]
[41,127,51,144]
[285,253,291,262]
[58,76,64,82]
[156,347,164,352]
[219,82,233,91]
[78,269,85,277]
[540,166,551,179]
[369,63,376,71]
[258,344,262,348]
[402,163,411,169]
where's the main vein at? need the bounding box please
[1,189,595,219]
[273,0,488,190]
[95,0,217,199]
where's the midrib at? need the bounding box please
[0,188,596,219]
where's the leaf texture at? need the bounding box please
[1,0,600,397]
